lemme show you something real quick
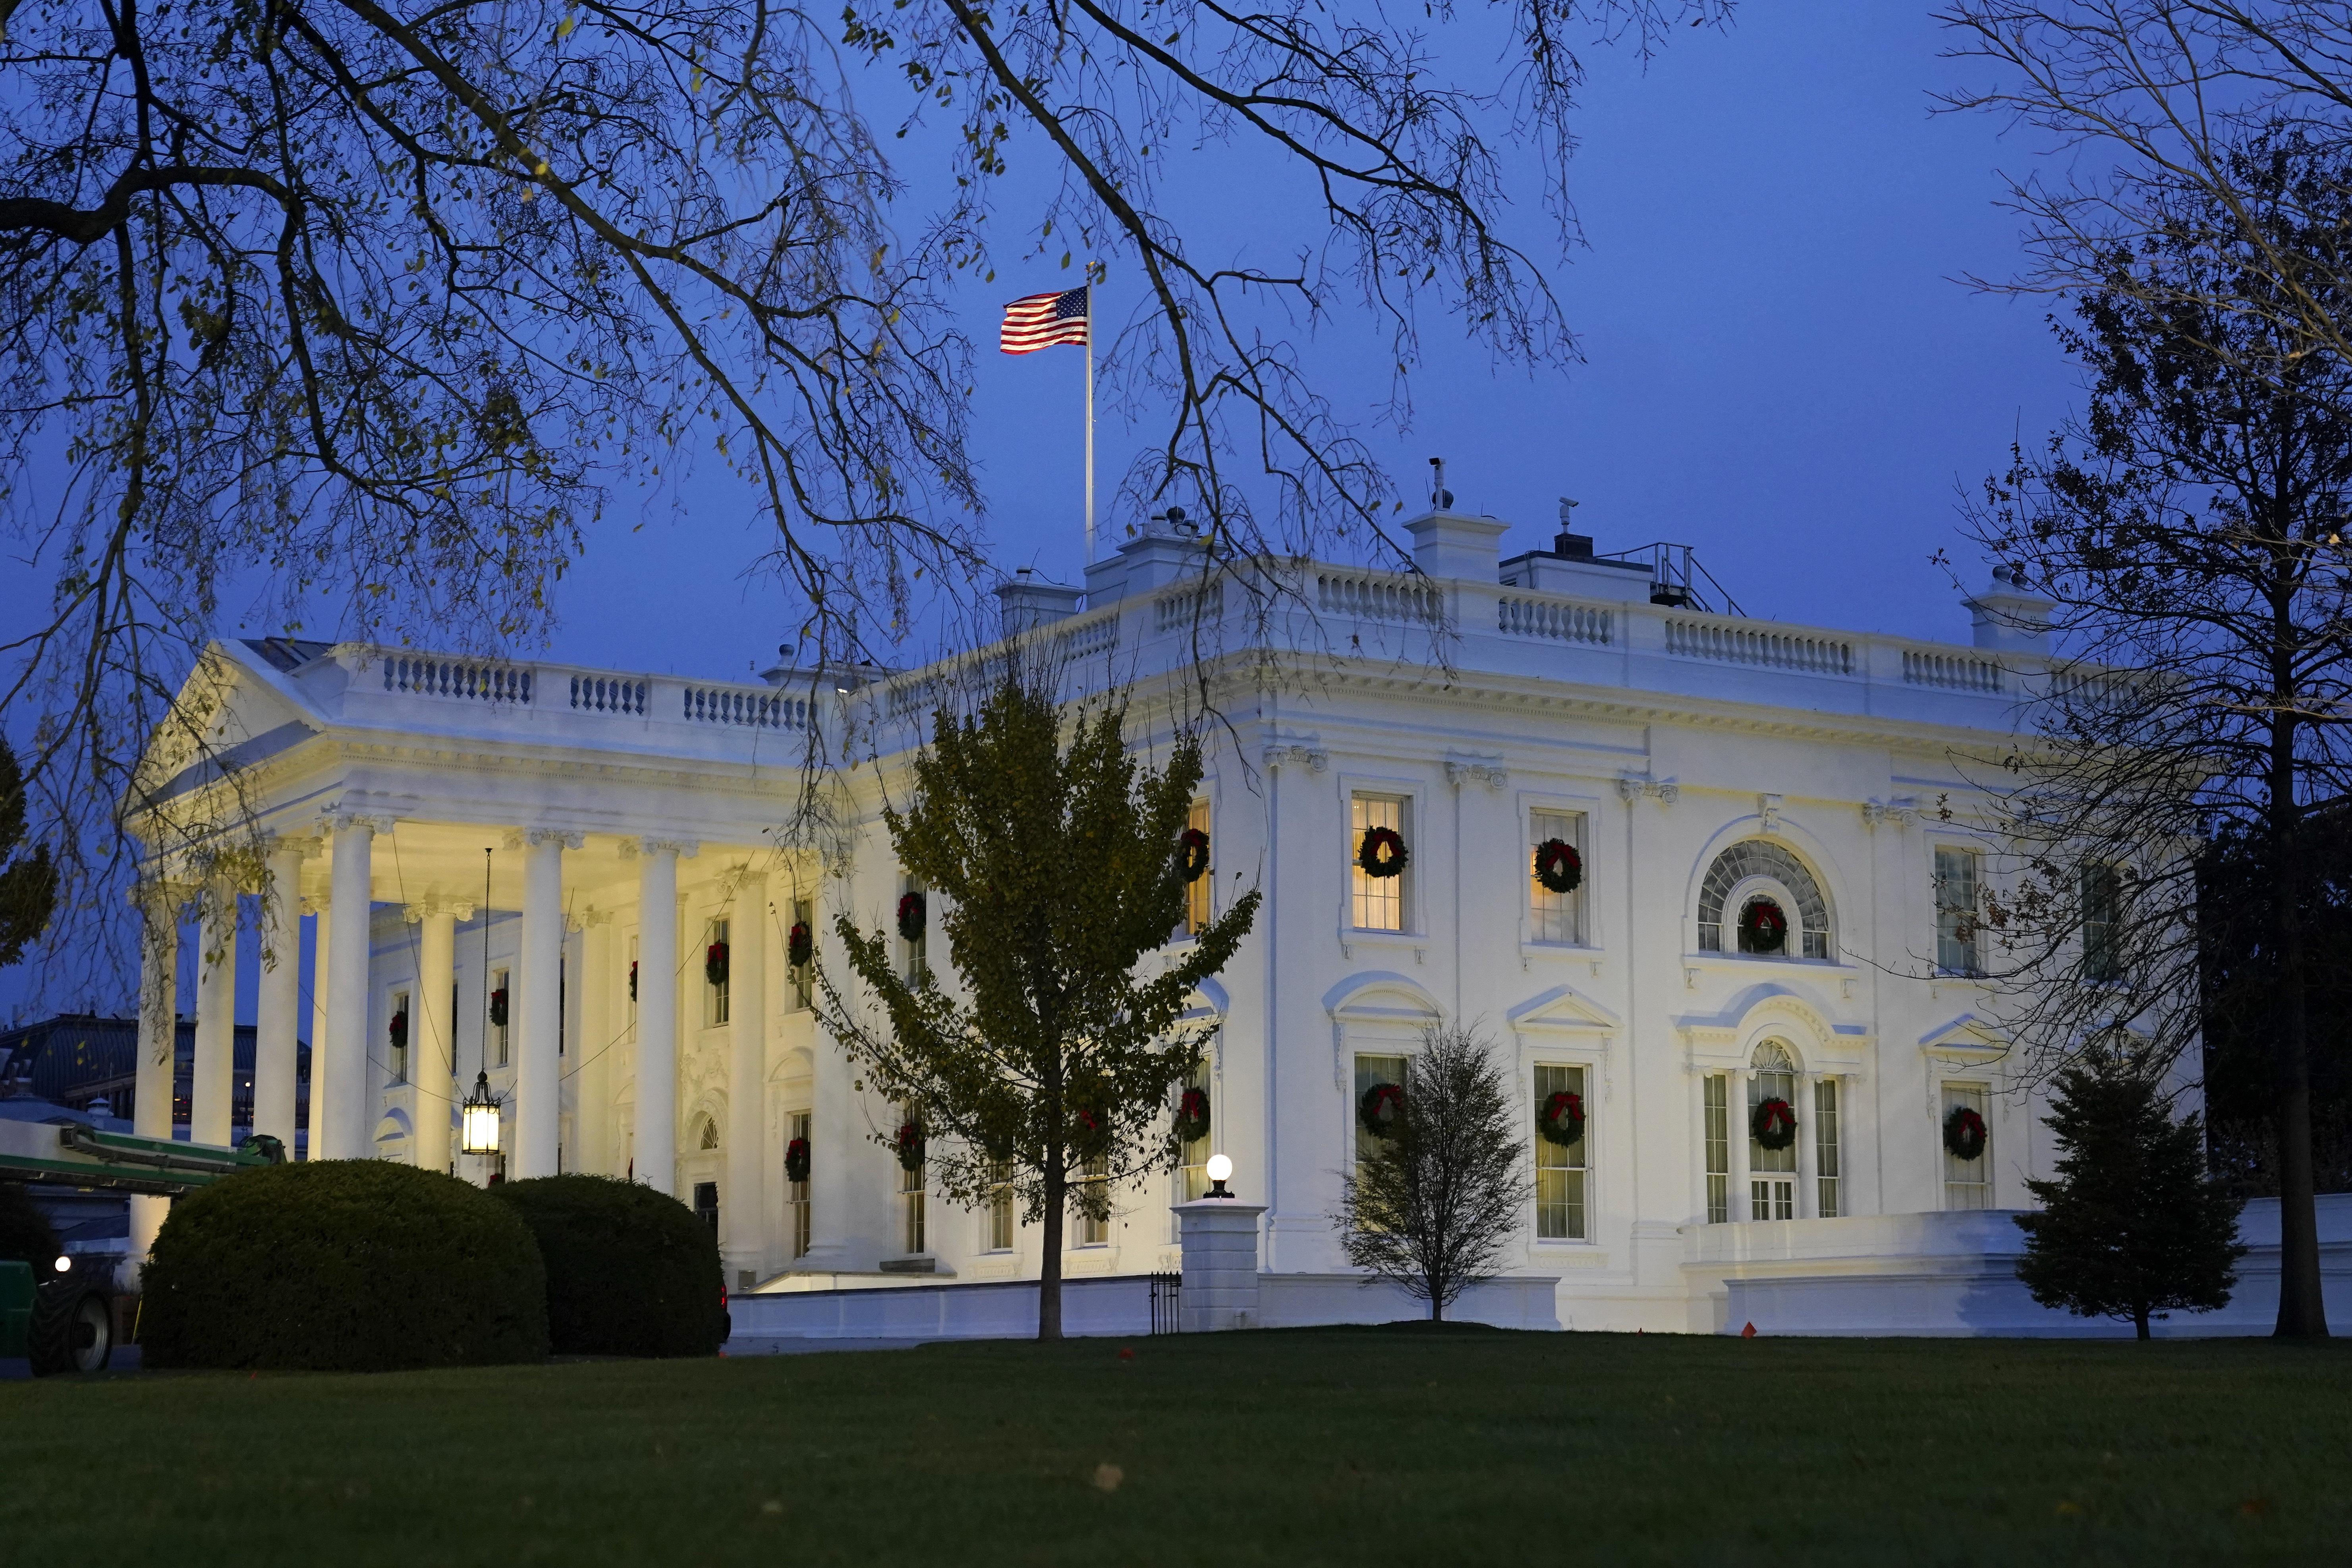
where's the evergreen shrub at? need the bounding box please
[141,1161,548,1371]
[0,1181,60,1267]
[490,1174,726,1357]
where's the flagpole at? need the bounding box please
[1083,287,1096,564]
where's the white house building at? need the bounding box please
[128,506,2232,1335]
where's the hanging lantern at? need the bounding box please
[461,1071,502,1157]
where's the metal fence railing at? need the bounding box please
[1148,1271,1182,1335]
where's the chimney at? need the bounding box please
[996,567,1085,635]
[1967,564,2055,654]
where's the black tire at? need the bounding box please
[29,1284,113,1376]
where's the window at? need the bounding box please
[787,1110,811,1259]
[1529,809,1583,945]
[1349,794,1409,932]
[1072,1154,1111,1246]
[1355,1051,1408,1186]
[1176,1060,1211,1204]
[1814,1078,1841,1219]
[1944,1082,1991,1210]
[2080,863,2121,982]
[986,1159,1015,1252]
[388,990,409,1085]
[1703,1074,1730,1224]
[692,1180,718,1233]
[790,898,815,1010]
[706,918,732,1026]
[1696,840,1831,959]
[902,878,928,983]
[1748,1041,1797,1220]
[900,1124,927,1256]
[1183,800,1213,938]
[1533,1063,1587,1240]
[491,967,511,1068]
[1935,848,1981,975]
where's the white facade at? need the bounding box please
[132,509,2114,1331]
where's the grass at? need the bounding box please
[4,1327,2347,1565]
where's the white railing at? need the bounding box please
[1664,616,1853,676]
[1060,610,1122,658]
[1902,650,2004,693]
[682,684,815,731]
[1497,593,1612,647]
[1316,570,1443,625]
[570,675,648,715]
[383,656,533,704]
[1155,582,1224,635]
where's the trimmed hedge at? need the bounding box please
[491,1175,726,1358]
[0,1181,59,1268]
[141,1161,548,1371]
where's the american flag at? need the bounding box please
[999,286,1090,354]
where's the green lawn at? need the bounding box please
[4,1328,2345,1565]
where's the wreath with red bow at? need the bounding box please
[1751,1096,1799,1151]
[1174,1086,1211,1144]
[1943,1105,1989,1162]
[894,1120,925,1171]
[897,890,927,943]
[1537,1089,1586,1147]
[488,987,509,1029]
[1533,839,1584,896]
[784,1136,811,1185]
[628,960,637,1002]
[1360,1081,1406,1137]
[1357,825,1408,880]
[388,1007,409,1053]
[1740,899,1789,954]
[1178,828,1211,883]
[788,921,813,968]
[705,940,730,987]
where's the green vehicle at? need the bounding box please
[1,1119,277,1376]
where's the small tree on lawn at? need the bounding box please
[817,668,1258,1340]
[2016,1050,2247,1340]
[1334,1025,1532,1323]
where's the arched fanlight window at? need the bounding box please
[696,1115,720,1151]
[1697,840,1833,959]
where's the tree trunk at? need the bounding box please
[2270,755,2329,1338]
[2135,1307,2150,1341]
[1038,1160,1066,1341]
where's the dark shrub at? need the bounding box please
[491,1174,725,1357]
[142,1161,548,1371]
[0,1182,59,1267]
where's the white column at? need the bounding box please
[307,901,329,1159]
[516,830,576,1179]
[129,883,182,1274]
[324,815,380,1161]
[798,919,856,1270]
[190,886,239,1147]
[252,842,307,1151]
[633,840,691,1196]
[578,911,614,1175]
[413,901,462,1175]
[724,869,769,1285]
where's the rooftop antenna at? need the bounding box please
[1428,457,1453,510]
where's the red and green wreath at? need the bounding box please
[1360,1081,1406,1137]
[784,1136,811,1184]
[894,1120,925,1171]
[1751,1096,1799,1151]
[897,890,927,943]
[1071,1105,1112,1157]
[1533,838,1584,896]
[628,960,637,1002]
[1357,825,1409,880]
[1739,898,1788,954]
[788,921,813,968]
[1943,1105,1988,1162]
[705,940,730,987]
[1178,828,1212,883]
[488,987,509,1029]
[388,1007,409,1053]
[1174,1086,1211,1144]
[1537,1089,1586,1147]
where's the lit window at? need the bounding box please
[1354,1051,1408,1189]
[1183,800,1212,939]
[1533,1063,1587,1240]
[1935,848,1981,975]
[1349,795,1408,933]
[1696,841,1831,958]
[986,1160,1014,1253]
[1072,1154,1110,1246]
[1176,1061,1211,1205]
[1528,809,1583,946]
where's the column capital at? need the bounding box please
[626,836,701,859]
[321,807,395,837]
[505,826,587,851]
[404,896,476,922]
[580,907,615,927]
[268,833,323,859]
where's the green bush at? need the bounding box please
[141,1161,548,1371]
[0,1182,59,1267]
[490,1174,725,1358]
